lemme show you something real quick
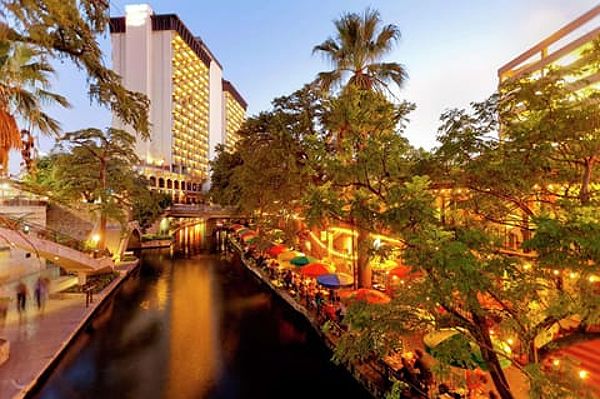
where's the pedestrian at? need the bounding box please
[34,277,48,311]
[16,280,27,314]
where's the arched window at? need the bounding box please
[187,182,192,191]
[167,179,172,189]
[192,183,197,192]
[149,176,157,187]
[158,178,165,188]
[174,181,179,190]
[182,181,187,191]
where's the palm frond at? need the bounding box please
[314,8,406,93]
[316,70,343,92]
[0,109,21,149]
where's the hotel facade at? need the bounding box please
[110,4,247,204]
[498,5,600,92]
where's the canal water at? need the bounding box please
[31,252,372,399]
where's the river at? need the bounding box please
[31,251,373,399]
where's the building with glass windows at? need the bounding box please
[498,5,600,92]
[110,4,246,203]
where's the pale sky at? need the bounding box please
[15,0,600,172]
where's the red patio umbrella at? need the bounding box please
[230,224,244,230]
[299,263,332,278]
[340,288,391,305]
[388,265,422,279]
[267,244,288,257]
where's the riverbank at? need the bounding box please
[229,238,387,398]
[0,259,139,399]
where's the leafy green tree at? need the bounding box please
[131,189,172,230]
[208,144,243,207]
[0,41,69,174]
[28,128,151,250]
[336,47,600,398]
[313,8,407,93]
[210,85,321,243]
[304,86,416,287]
[1,0,150,136]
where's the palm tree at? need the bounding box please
[0,41,69,175]
[313,8,407,93]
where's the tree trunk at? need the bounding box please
[473,314,514,399]
[98,212,107,250]
[580,158,594,205]
[356,227,371,288]
[98,158,107,250]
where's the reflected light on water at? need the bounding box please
[166,259,219,398]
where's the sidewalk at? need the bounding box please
[0,261,138,399]
[0,295,87,398]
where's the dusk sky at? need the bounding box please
[28,0,599,171]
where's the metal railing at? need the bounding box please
[0,214,98,255]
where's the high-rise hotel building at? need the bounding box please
[498,5,600,92]
[110,4,247,203]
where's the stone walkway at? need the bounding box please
[0,261,138,399]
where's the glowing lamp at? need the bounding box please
[579,370,589,380]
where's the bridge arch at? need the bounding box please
[126,228,142,250]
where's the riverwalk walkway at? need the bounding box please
[0,261,138,399]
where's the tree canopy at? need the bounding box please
[1,0,150,136]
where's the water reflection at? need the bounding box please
[32,252,371,399]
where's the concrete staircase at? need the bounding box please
[0,217,113,273]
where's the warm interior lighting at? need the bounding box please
[552,359,560,367]
[579,369,589,380]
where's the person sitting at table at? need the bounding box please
[315,290,324,318]
[283,270,293,289]
[399,357,428,398]
[413,349,433,395]
[437,384,462,399]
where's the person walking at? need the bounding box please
[16,280,28,315]
[34,277,48,312]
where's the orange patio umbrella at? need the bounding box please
[340,288,391,305]
[240,231,257,241]
[277,250,304,262]
[299,263,333,278]
[388,265,422,279]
